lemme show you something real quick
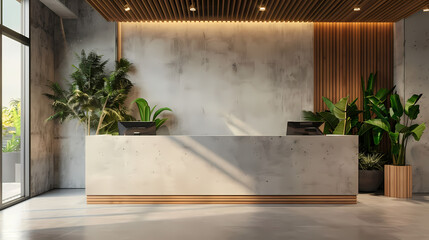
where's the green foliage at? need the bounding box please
[359,153,385,170]
[358,73,395,153]
[44,50,134,135]
[3,135,21,152]
[303,96,360,135]
[133,98,172,130]
[2,100,21,152]
[363,93,426,166]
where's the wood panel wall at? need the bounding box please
[314,22,394,112]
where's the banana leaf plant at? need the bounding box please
[133,98,172,130]
[361,93,426,166]
[303,96,361,135]
[359,73,395,153]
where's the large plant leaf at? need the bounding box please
[358,123,373,136]
[322,97,335,112]
[333,97,348,120]
[407,105,420,120]
[133,98,149,121]
[333,118,351,135]
[372,127,383,145]
[319,112,339,131]
[390,94,404,118]
[369,102,388,120]
[375,87,394,102]
[411,123,426,141]
[155,118,168,130]
[365,119,390,133]
[389,132,400,145]
[153,107,172,121]
[395,123,407,133]
[391,142,400,156]
[405,94,422,114]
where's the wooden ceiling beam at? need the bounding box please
[128,0,146,21]
[147,0,163,21]
[86,0,427,22]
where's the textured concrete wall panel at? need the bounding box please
[122,22,314,136]
[402,12,429,193]
[30,0,57,196]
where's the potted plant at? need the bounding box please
[358,153,385,192]
[363,93,426,198]
[119,98,172,135]
[44,50,134,135]
[2,100,21,182]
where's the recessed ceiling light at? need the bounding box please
[259,6,266,12]
[124,4,131,12]
[423,6,429,12]
[190,3,196,11]
[353,6,361,12]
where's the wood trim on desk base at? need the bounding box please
[87,195,357,204]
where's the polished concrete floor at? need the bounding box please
[0,189,428,240]
[3,183,22,203]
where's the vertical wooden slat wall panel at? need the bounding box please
[314,22,394,113]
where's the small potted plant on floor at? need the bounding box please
[118,98,172,135]
[358,153,385,192]
[364,93,426,198]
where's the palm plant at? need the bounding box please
[133,98,172,130]
[362,93,426,166]
[95,59,134,135]
[44,50,134,135]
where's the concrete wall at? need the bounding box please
[122,22,314,136]
[394,11,429,193]
[30,0,57,196]
[53,0,116,188]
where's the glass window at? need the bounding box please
[2,0,24,35]
[2,35,27,203]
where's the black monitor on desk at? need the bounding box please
[118,121,156,135]
[286,121,324,135]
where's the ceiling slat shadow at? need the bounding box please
[86,0,428,22]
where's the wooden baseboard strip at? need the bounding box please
[87,195,357,204]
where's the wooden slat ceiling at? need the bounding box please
[86,0,428,22]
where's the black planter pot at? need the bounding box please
[359,170,383,193]
[118,121,156,135]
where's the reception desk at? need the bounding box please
[86,135,358,204]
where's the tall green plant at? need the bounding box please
[44,50,134,135]
[133,98,172,130]
[359,73,395,153]
[362,93,426,166]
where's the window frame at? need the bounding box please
[0,0,30,210]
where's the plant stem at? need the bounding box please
[87,114,91,136]
[96,96,110,135]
